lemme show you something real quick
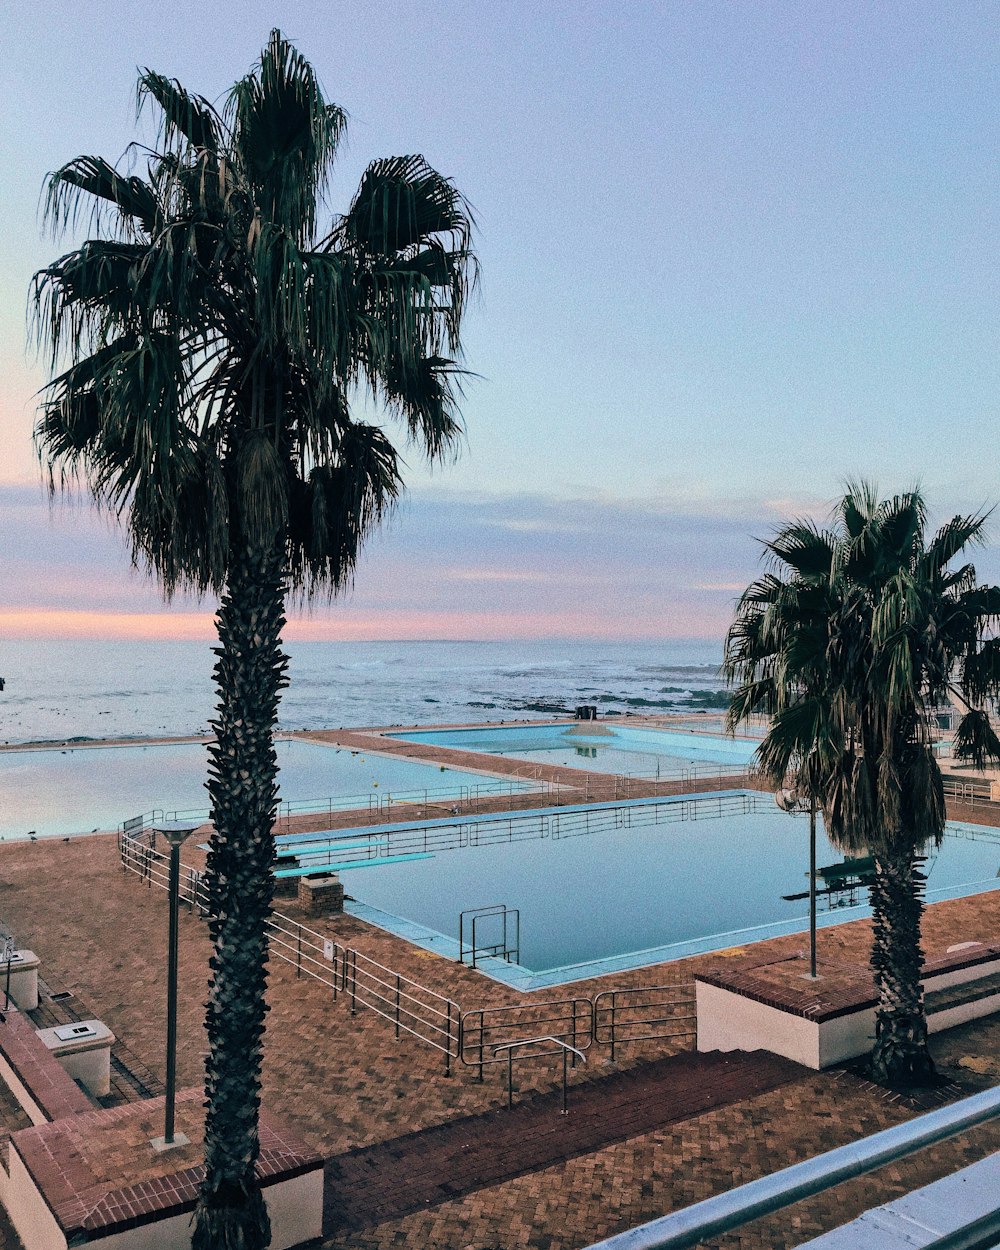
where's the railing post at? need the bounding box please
[507,1048,514,1109]
[395,974,401,1038]
[562,1046,569,1115]
[350,949,357,1015]
[296,925,302,979]
[445,1001,452,1076]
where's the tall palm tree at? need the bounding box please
[725,484,1000,1087]
[32,31,475,1248]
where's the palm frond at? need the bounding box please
[138,70,223,153]
[228,28,346,241]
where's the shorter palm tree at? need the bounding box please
[726,484,1000,1087]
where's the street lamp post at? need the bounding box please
[776,788,819,980]
[150,819,202,1152]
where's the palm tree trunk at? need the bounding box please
[193,544,288,1250]
[868,846,936,1088]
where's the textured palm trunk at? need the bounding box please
[868,846,936,1088]
[192,544,288,1250]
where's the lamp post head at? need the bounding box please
[151,820,203,848]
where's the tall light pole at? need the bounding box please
[776,787,819,979]
[150,819,202,1152]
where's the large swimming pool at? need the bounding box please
[388,723,758,777]
[0,739,522,840]
[303,792,1000,988]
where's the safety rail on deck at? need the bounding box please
[266,791,767,876]
[118,825,704,1082]
[266,912,342,993]
[594,984,697,1062]
[579,1085,1000,1250]
[461,998,593,1080]
[120,778,552,837]
[342,946,459,1073]
[493,1036,587,1113]
[118,827,461,1070]
[117,763,760,842]
[942,777,994,807]
[119,827,210,914]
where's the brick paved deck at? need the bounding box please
[0,766,998,1248]
[326,1049,805,1234]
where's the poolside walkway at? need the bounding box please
[326,1049,804,1234]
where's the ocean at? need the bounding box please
[0,638,725,746]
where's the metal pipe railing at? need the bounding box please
[493,1035,587,1113]
[579,1085,1000,1250]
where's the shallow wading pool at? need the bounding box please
[388,723,758,777]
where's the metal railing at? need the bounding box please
[579,1085,1000,1250]
[493,1035,587,1112]
[461,997,593,1080]
[118,826,460,1069]
[268,791,765,880]
[341,945,459,1073]
[120,777,552,839]
[594,984,697,1061]
[118,764,759,844]
[267,912,341,993]
[942,777,994,806]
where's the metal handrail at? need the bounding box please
[593,984,697,1061]
[459,904,520,967]
[578,1085,1000,1250]
[461,997,594,1079]
[493,1035,587,1113]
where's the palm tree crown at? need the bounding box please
[34,28,475,593]
[725,484,1000,1085]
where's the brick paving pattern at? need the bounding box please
[0,770,996,1248]
[327,1049,804,1233]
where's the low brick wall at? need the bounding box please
[0,1010,91,1126]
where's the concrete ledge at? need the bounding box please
[6,1090,323,1250]
[794,1148,1000,1247]
[0,1010,92,1125]
[697,943,1000,1069]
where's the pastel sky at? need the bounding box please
[1,1,997,641]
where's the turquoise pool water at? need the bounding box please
[388,723,758,776]
[328,794,1000,984]
[0,739,517,840]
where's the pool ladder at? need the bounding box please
[458,904,520,968]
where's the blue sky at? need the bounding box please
[1,2,997,639]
